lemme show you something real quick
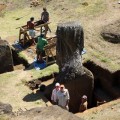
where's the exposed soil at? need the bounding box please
[0,4,6,13]
[76,99,120,120]
[83,61,120,106]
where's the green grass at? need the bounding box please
[75,0,106,16]
[18,52,28,61]
[0,72,15,82]
[0,7,41,38]
[29,63,59,79]
[0,0,106,39]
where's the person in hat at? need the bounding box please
[51,83,60,105]
[27,17,36,45]
[36,34,48,63]
[56,84,70,110]
[79,95,88,112]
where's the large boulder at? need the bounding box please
[0,102,13,115]
[101,19,120,43]
[56,21,94,113]
[0,39,14,73]
[12,105,83,120]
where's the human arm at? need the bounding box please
[79,102,87,112]
[47,12,49,22]
[27,21,29,29]
[65,89,70,107]
[44,39,48,46]
[51,90,54,103]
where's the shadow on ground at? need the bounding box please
[23,90,48,102]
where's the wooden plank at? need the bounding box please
[35,22,51,29]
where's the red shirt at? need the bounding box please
[27,21,35,29]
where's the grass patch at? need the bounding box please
[75,0,106,16]
[92,51,111,63]
[0,0,106,39]
[29,64,59,79]
[15,79,26,86]
[18,52,27,61]
[85,0,106,16]
[0,72,15,82]
[100,58,110,63]
[0,6,41,38]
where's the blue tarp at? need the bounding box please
[13,40,23,51]
[34,58,46,70]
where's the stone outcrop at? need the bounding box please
[101,19,120,43]
[0,39,14,73]
[0,102,13,115]
[55,21,94,113]
[12,106,83,120]
[0,103,83,120]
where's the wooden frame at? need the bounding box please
[44,37,56,65]
[18,21,51,46]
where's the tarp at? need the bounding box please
[34,58,46,70]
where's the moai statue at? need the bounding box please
[56,21,94,113]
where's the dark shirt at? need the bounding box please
[41,11,49,23]
[27,21,35,29]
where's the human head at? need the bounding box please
[40,34,44,38]
[81,95,87,103]
[30,17,34,21]
[60,84,65,92]
[43,7,47,11]
[55,83,60,90]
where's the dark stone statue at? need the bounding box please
[56,21,84,83]
[56,21,94,113]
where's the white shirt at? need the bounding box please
[57,89,70,107]
[51,88,60,102]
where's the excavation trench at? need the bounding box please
[12,49,29,70]
[37,61,120,113]
[83,61,120,107]
[22,54,120,113]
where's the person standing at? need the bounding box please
[56,84,70,110]
[51,83,60,105]
[36,34,48,63]
[41,7,49,23]
[79,95,88,112]
[27,17,36,45]
[41,7,50,37]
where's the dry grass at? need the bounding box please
[0,70,46,111]
[0,63,58,111]
[0,0,119,71]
